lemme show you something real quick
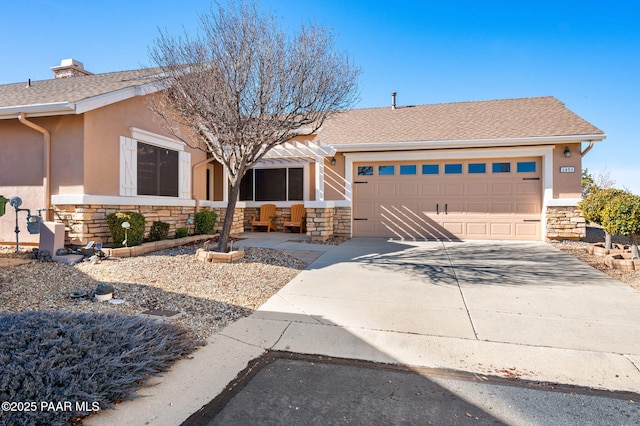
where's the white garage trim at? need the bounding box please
[335,134,603,152]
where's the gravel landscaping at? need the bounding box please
[551,227,640,292]
[0,243,307,344]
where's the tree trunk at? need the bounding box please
[216,183,241,253]
[632,243,639,260]
[605,232,612,250]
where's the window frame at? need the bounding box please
[239,166,305,202]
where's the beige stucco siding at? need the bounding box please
[0,116,84,243]
[552,143,582,198]
[324,153,347,201]
[83,96,207,196]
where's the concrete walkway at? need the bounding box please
[87,237,640,426]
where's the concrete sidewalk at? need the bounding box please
[87,237,640,426]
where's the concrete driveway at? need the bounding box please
[88,238,640,426]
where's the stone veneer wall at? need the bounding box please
[212,207,244,235]
[333,206,351,237]
[306,207,334,241]
[53,204,198,246]
[545,206,586,240]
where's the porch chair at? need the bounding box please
[251,204,278,232]
[284,204,306,234]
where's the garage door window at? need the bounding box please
[468,163,486,174]
[422,164,439,175]
[517,161,536,173]
[357,166,374,176]
[400,165,417,175]
[492,162,511,173]
[445,164,463,174]
[378,165,395,175]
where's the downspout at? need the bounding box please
[18,113,52,221]
[191,156,217,211]
[581,141,595,157]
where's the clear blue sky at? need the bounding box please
[1,1,638,194]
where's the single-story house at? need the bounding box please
[0,59,605,245]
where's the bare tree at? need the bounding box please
[148,1,359,252]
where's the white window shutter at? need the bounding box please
[179,151,191,199]
[119,136,137,196]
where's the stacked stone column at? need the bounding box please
[546,206,586,240]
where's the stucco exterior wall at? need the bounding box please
[552,143,582,199]
[324,153,347,201]
[0,115,84,244]
[83,96,208,197]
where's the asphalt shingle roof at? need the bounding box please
[0,68,161,109]
[318,96,604,144]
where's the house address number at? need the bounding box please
[560,166,575,173]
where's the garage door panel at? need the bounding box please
[516,223,539,238]
[353,159,541,240]
[421,183,440,196]
[354,183,375,197]
[399,183,419,196]
[467,222,488,237]
[377,183,397,197]
[467,202,489,214]
[443,221,464,235]
[491,183,512,195]
[515,202,539,214]
[490,203,513,214]
[445,201,465,214]
[444,183,464,196]
[516,182,540,194]
[467,182,488,195]
[491,223,513,236]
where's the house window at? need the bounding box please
[468,163,486,174]
[400,165,417,175]
[378,165,395,176]
[422,164,439,175]
[239,168,303,201]
[492,162,511,173]
[517,161,537,173]
[137,142,178,197]
[445,164,463,174]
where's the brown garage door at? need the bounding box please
[352,158,542,240]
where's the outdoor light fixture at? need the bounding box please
[121,221,131,247]
[563,147,571,158]
[330,157,337,165]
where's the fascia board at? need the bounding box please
[332,134,606,152]
[0,102,74,119]
[74,87,139,114]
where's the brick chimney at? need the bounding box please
[51,59,93,79]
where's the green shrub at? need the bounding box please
[175,227,189,239]
[149,221,170,241]
[579,188,627,226]
[602,193,640,243]
[105,211,146,247]
[194,210,217,235]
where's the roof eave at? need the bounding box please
[0,102,75,119]
[74,82,161,114]
[0,81,162,119]
[331,134,606,152]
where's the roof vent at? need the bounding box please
[51,59,93,79]
[391,92,397,110]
